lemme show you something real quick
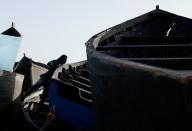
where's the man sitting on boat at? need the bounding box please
[21,54,67,101]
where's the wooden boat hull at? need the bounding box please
[50,61,95,130]
[87,49,192,130]
[86,8,192,131]
[17,89,44,131]
[0,70,23,129]
[14,56,48,92]
[49,79,96,130]
[0,70,23,112]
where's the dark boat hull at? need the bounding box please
[86,10,192,130]
[0,70,23,129]
[14,56,48,92]
[0,70,23,113]
[87,49,192,130]
[17,89,44,131]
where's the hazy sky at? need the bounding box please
[0,0,192,63]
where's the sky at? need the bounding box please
[0,0,192,64]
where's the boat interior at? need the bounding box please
[20,62,93,130]
[57,64,92,106]
[96,9,192,70]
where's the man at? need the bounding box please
[21,55,67,100]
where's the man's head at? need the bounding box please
[57,55,67,64]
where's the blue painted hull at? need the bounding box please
[49,80,96,130]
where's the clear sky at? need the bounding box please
[0,0,192,64]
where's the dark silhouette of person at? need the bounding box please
[21,55,67,100]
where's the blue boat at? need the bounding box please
[49,62,96,130]
[17,60,96,131]
[49,79,96,130]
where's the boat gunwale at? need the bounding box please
[86,29,192,84]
